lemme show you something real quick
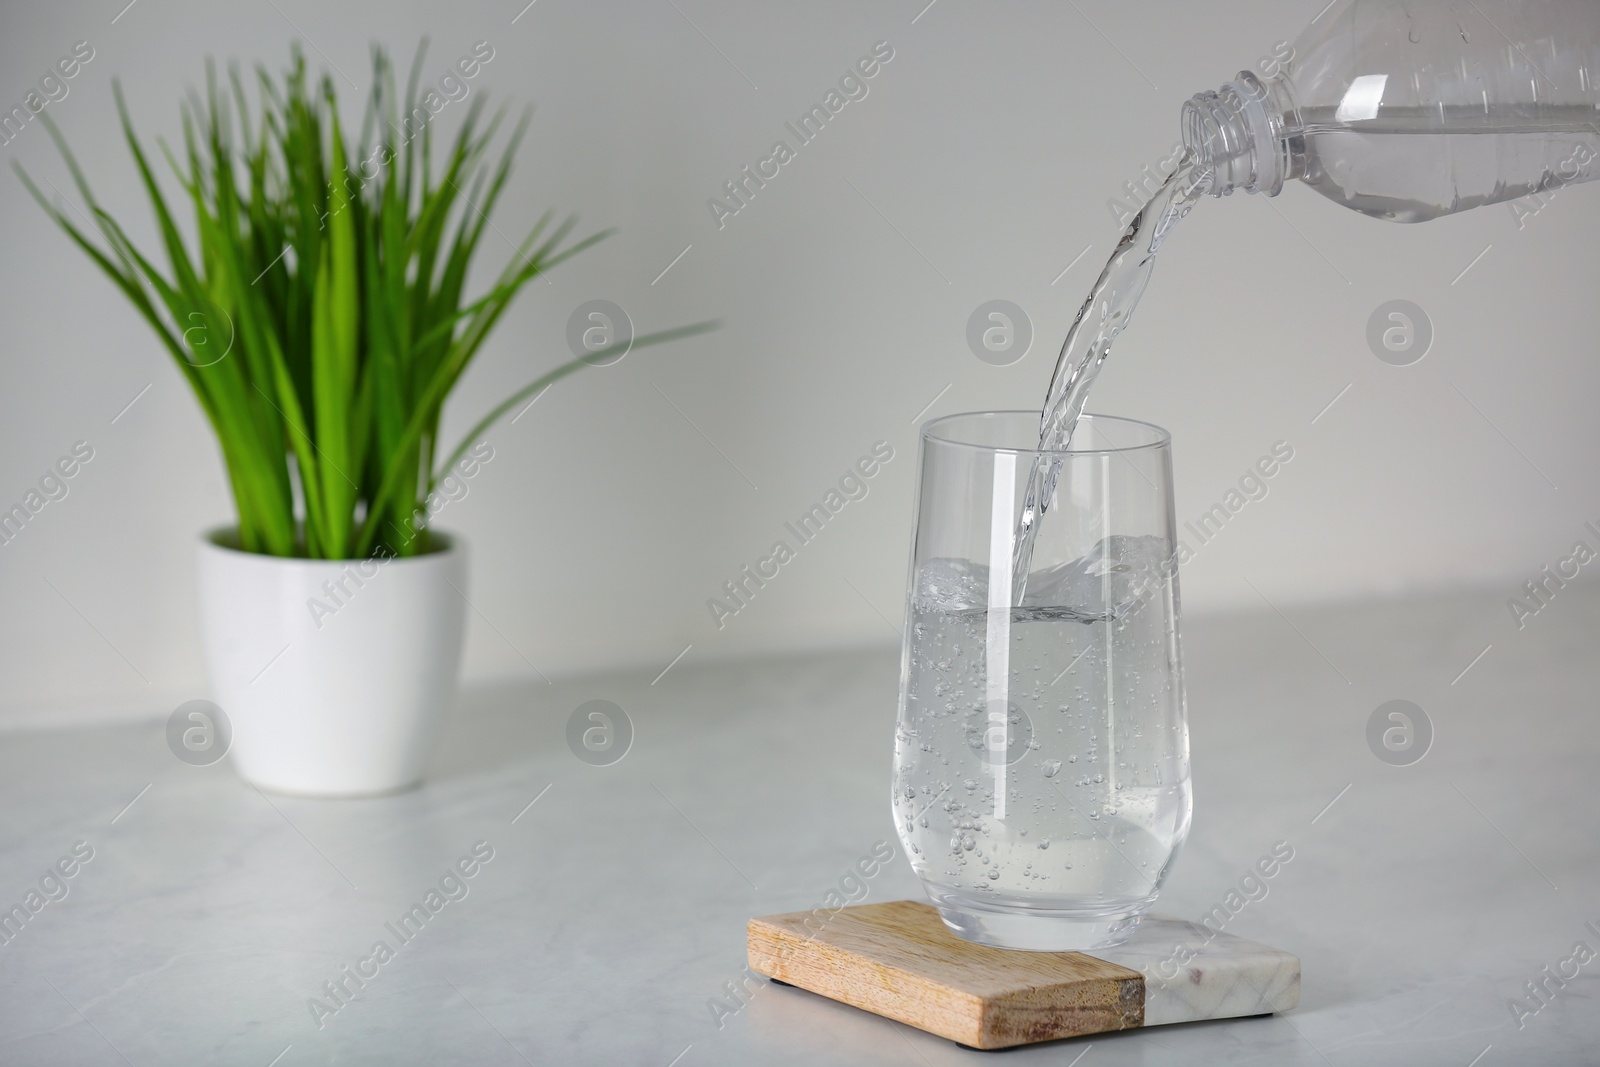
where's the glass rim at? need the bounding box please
[921,410,1172,457]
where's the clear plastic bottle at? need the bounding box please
[1183,0,1600,221]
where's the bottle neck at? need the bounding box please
[1182,70,1303,198]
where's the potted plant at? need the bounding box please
[19,45,711,795]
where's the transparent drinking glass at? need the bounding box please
[891,412,1191,951]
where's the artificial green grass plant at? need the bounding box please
[19,44,712,559]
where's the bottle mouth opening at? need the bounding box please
[1181,72,1284,198]
[1181,91,1246,196]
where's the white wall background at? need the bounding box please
[2,0,1597,725]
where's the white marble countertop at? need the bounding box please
[2,585,1597,1066]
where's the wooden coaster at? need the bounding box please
[747,900,1299,1050]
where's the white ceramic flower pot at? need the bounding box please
[196,528,467,796]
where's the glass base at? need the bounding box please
[926,886,1152,951]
